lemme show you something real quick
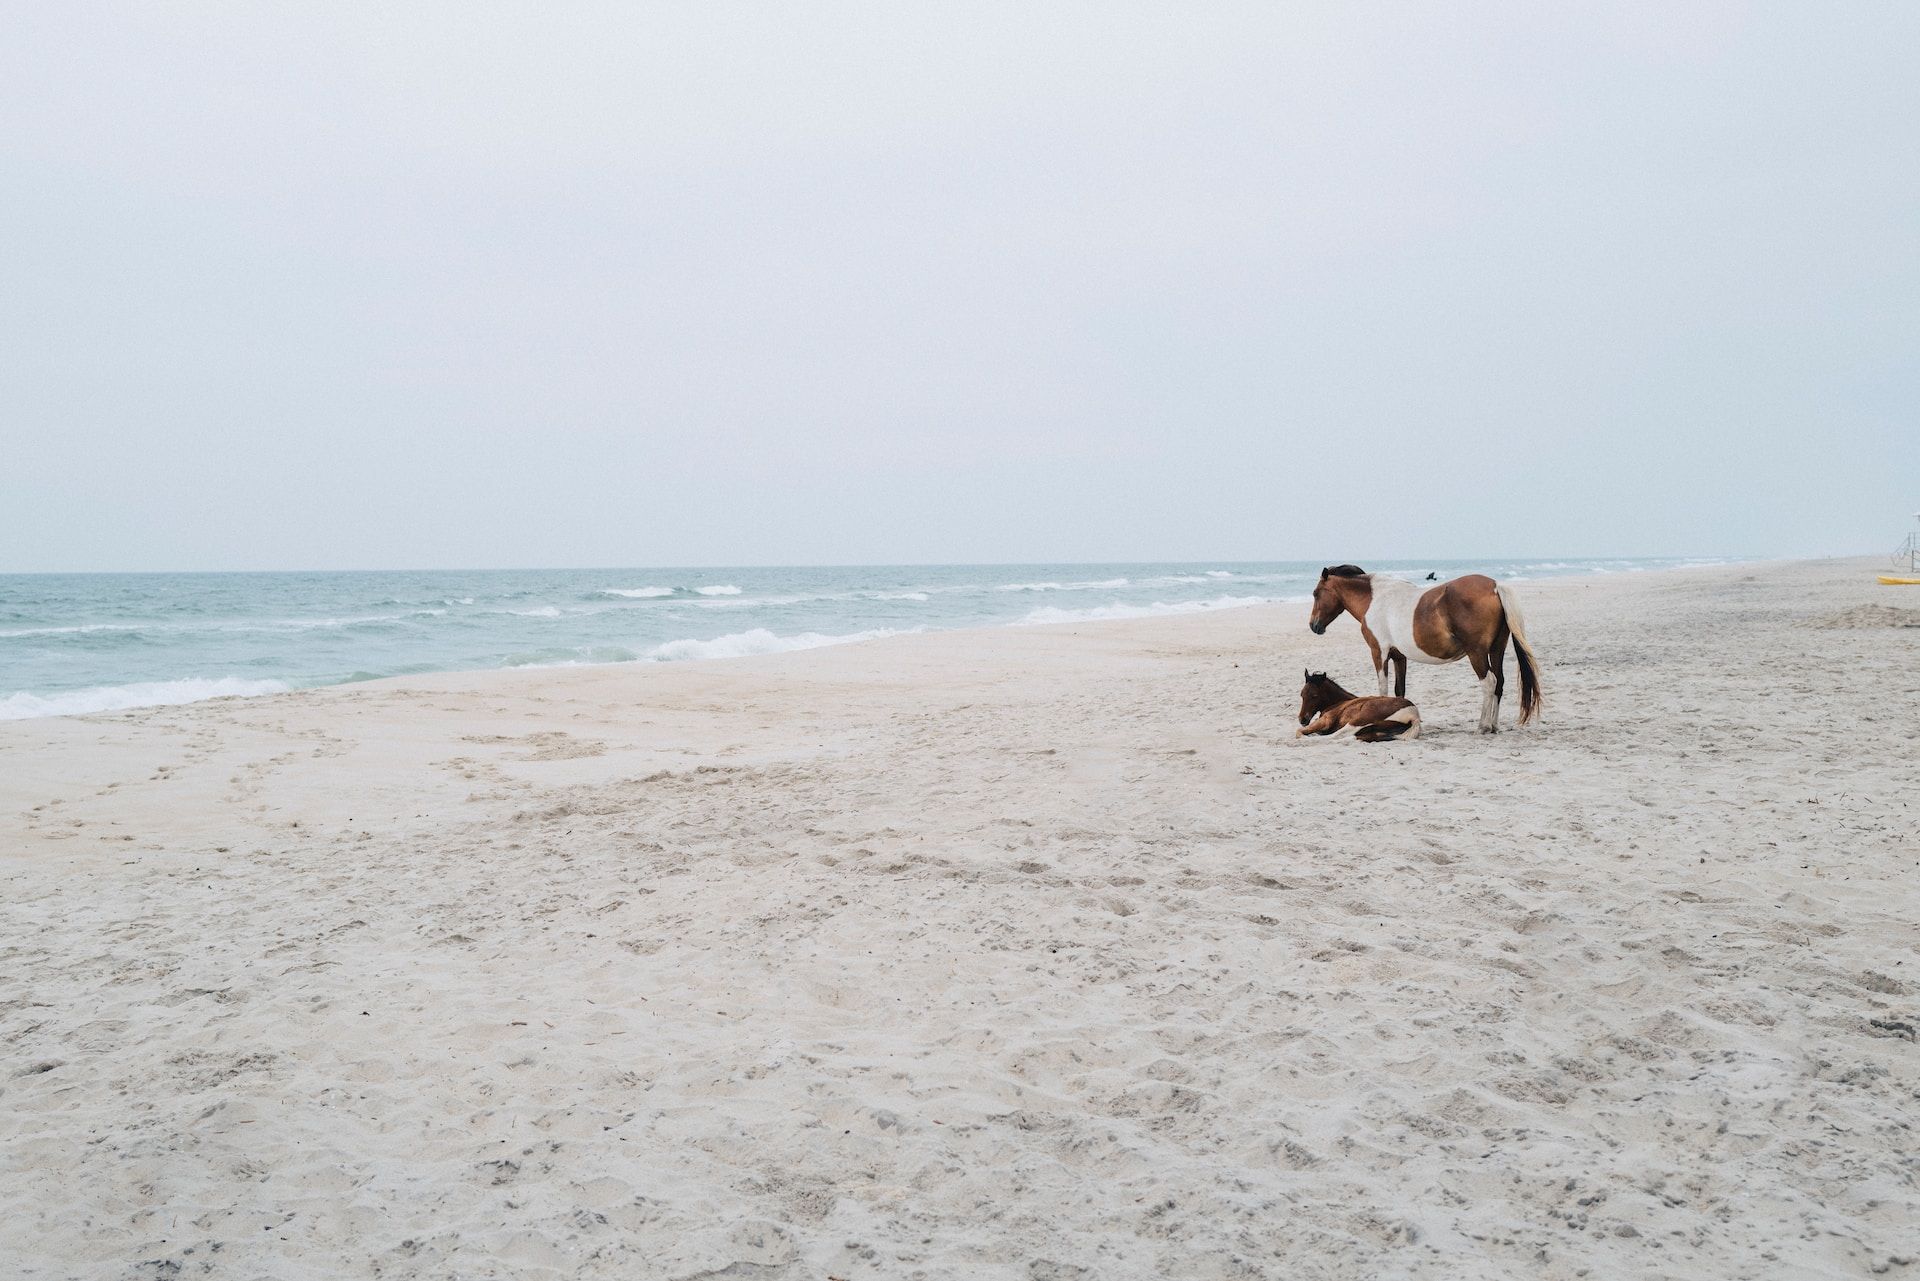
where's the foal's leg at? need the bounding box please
[1295,711,1342,738]
[1356,718,1417,742]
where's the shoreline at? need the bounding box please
[0,555,1771,726]
[4,554,1915,1279]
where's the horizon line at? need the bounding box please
[0,552,1771,577]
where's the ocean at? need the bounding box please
[0,558,1722,720]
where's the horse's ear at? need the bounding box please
[1318,567,1329,580]
[1303,668,1310,680]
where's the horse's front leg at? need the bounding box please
[1360,625,1388,696]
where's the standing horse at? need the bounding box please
[1307,566,1542,733]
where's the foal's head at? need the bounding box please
[1298,670,1355,725]
[1309,564,1369,634]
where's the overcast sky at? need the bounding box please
[2,4,1914,571]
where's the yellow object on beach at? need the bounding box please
[1878,575,1920,585]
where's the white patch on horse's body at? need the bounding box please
[1361,576,1449,665]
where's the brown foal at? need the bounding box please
[1296,671,1421,742]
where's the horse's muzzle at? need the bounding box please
[1309,621,1326,635]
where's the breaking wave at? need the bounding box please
[996,578,1131,593]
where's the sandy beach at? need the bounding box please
[3,556,1916,1280]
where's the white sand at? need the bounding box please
[3,557,1917,1280]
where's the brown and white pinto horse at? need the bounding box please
[1296,671,1420,742]
[1308,566,1541,733]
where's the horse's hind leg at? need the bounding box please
[1486,620,1510,733]
[1469,648,1497,734]
[1389,649,1408,699]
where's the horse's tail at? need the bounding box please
[1495,583,1542,724]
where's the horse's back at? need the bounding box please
[1411,574,1504,658]
[1438,574,1499,606]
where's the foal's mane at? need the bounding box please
[1304,671,1359,704]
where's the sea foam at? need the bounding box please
[0,622,148,638]
[1018,595,1274,626]
[644,627,909,663]
[0,677,294,721]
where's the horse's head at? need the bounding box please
[1299,670,1343,725]
[1309,564,1367,634]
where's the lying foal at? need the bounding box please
[1296,670,1421,742]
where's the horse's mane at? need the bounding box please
[1321,564,1368,579]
